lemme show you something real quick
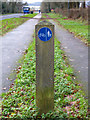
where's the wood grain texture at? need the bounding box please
[35,21,54,114]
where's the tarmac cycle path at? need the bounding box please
[50,20,88,96]
[0,14,41,94]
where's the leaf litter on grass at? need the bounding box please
[1,37,88,119]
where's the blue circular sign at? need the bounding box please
[38,27,52,41]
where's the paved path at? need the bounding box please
[50,20,88,96]
[0,14,41,94]
[0,13,24,20]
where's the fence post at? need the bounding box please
[35,21,54,114]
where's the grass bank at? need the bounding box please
[1,37,88,119]
[0,13,38,36]
[43,13,88,45]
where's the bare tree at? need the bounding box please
[1,0,23,14]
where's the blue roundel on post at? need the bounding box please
[38,27,52,41]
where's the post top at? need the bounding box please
[36,20,54,26]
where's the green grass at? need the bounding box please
[0,13,38,36]
[1,37,88,119]
[0,18,29,36]
[45,13,88,45]
[41,13,47,18]
[21,13,38,18]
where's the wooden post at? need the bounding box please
[35,21,54,114]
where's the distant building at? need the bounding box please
[29,2,41,11]
[30,6,40,11]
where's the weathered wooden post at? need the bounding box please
[35,21,54,114]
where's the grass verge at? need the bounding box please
[21,13,38,18]
[0,13,38,36]
[43,13,88,45]
[1,37,88,119]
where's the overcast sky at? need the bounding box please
[23,0,43,3]
[22,0,90,4]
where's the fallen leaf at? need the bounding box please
[2,87,7,90]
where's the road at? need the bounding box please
[0,13,24,20]
[1,14,41,94]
